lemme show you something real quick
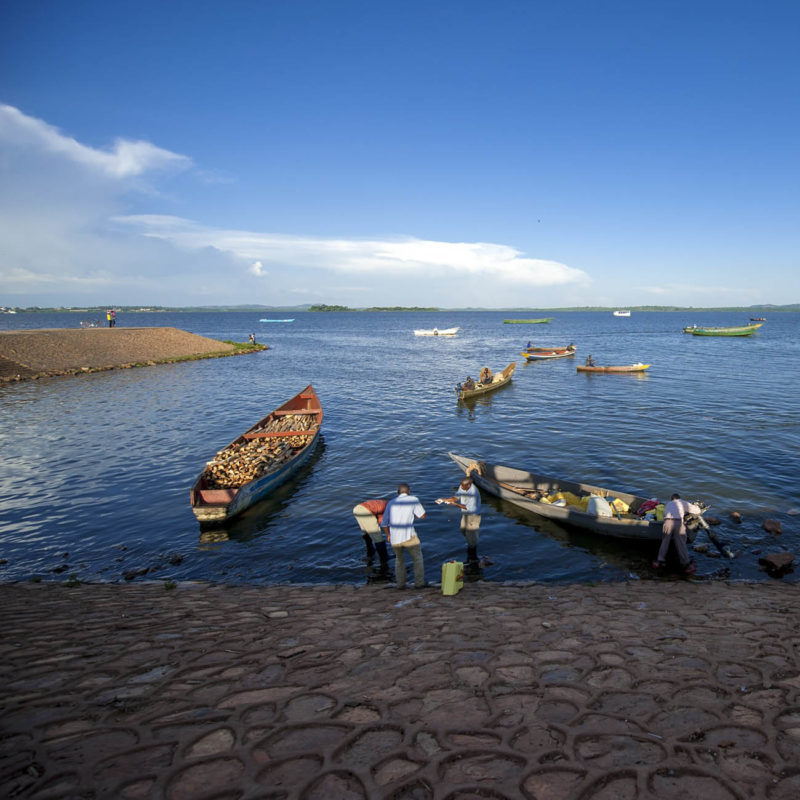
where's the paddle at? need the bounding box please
[686,509,734,558]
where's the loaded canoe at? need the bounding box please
[576,363,650,373]
[448,453,701,542]
[190,385,323,524]
[683,323,762,336]
[457,362,516,401]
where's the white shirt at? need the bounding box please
[383,493,425,545]
[664,497,700,520]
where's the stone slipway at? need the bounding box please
[0,328,261,382]
[0,580,798,799]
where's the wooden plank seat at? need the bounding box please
[243,430,317,440]
[273,409,320,416]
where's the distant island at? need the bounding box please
[308,304,439,312]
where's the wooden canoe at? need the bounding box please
[448,453,701,543]
[503,318,553,324]
[522,347,576,361]
[190,385,323,524]
[523,344,575,353]
[577,363,650,373]
[683,323,762,336]
[457,362,516,401]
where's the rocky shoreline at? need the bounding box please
[0,327,266,383]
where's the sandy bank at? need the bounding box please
[0,327,264,382]
[1,580,798,798]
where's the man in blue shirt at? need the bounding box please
[439,476,482,566]
[381,484,426,589]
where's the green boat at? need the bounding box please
[683,323,763,336]
[503,318,553,324]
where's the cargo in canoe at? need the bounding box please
[448,453,702,542]
[190,385,323,524]
[457,362,516,401]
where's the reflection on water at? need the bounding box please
[197,439,326,546]
[1,310,798,585]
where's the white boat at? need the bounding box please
[413,327,459,336]
[613,310,631,317]
[259,318,294,323]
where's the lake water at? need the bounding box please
[1,310,798,586]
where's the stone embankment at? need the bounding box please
[0,328,265,382]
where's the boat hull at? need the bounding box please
[686,324,762,336]
[448,453,697,542]
[190,385,322,524]
[576,364,649,373]
[503,318,553,324]
[522,350,575,361]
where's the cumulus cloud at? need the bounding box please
[0,104,191,178]
[0,103,587,306]
[117,215,588,287]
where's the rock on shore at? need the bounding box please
[0,327,247,382]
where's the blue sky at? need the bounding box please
[1,0,798,308]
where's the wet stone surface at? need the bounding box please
[0,580,798,799]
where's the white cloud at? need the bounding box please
[117,215,588,288]
[0,103,588,306]
[0,104,191,178]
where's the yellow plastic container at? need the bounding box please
[441,560,464,596]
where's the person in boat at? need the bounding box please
[462,376,475,391]
[437,476,482,568]
[585,355,596,367]
[567,342,576,351]
[353,499,390,578]
[432,328,439,335]
[381,484,427,589]
[652,494,701,574]
[479,366,493,384]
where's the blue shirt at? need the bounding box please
[456,483,480,514]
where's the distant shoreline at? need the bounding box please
[5,305,799,314]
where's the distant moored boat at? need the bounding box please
[613,310,631,317]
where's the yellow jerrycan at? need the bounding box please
[441,560,464,596]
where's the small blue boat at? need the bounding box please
[260,318,295,323]
[190,385,322,524]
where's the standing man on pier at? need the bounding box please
[381,484,426,589]
[438,476,482,567]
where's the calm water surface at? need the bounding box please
[1,310,798,585]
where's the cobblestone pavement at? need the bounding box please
[1,581,799,799]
